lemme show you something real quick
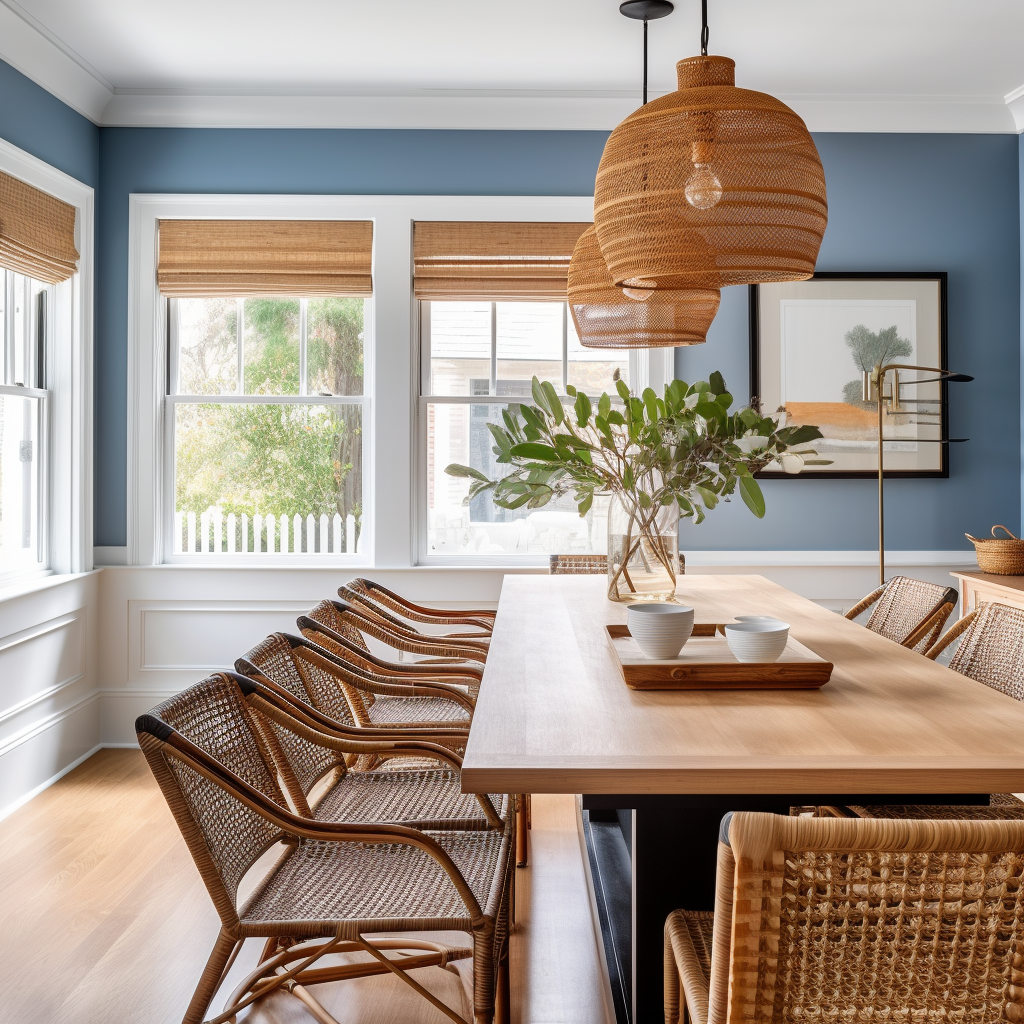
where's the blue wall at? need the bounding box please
[95,128,608,544]
[0,65,1018,553]
[678,133,1020,551]
[0,60,99,187]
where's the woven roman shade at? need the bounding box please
[413,221,589,299]
[0,172,79,284]
[157,220,373,297]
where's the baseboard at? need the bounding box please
[0,741,103,822]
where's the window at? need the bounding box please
[420,299,634,560]
[0,269,48,579]
[166,295,367,559]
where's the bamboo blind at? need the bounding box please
[157,220,373,297]
[413,221,589,299]
[0,172,79,284]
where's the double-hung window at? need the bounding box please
[415,221,635,561]
[0,269,48,577]
[158,219,371,561]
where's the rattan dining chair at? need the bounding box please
[300,610,534,867]
[664,810,1024,1024]
[845,574,958,654]
[836,601,1024,821]
[325,598,491,664]
[137,678,514,1024]
[236,633,472,735]
[340,582,494,642]
[347,577,496,634]
[224,670,507,830]
[549,552,686,575]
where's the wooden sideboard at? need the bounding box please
[951,571,1024,615]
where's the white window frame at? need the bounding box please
[0,139,93,585]
[162,295,371,563]
[128,195,670,568]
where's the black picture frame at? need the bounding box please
[749,271,949,479]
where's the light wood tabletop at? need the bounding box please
[462,574,1024,795]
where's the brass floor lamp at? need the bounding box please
[865,362,972,586]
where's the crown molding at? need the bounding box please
[98,90,1020,132]
[1,0,1021,133]
[0,0,111,123]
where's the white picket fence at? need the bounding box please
[174,507,359,555]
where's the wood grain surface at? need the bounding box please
[462,575,1024,795]
[606,626,832,689]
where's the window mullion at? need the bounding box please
[561,301,568,394]
[236,297,244,394]
[489,301,497,396]
[298,297,307,396]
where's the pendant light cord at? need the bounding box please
[701,0,709,55]
[643,18,648,104]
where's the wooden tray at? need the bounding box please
[605,625,833,690]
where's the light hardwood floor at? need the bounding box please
[0,750,612,1024]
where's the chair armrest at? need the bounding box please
[137,718,492,919]
[845,584,885,620]
[348,579,496,628]
[336,607,488,662]
[294,638,476,712]
[925,609,977,661]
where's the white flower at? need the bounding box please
[780,453,805,475]
[735,432,769,454]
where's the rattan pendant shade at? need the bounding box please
[568,226,719,347]
[593,55,827,291]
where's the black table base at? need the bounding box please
[582,793,988,1024]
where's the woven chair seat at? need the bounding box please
[367,695,470,725]
[664,910,714,1024]
[314,769,507,831]
[847,801,1024,821]
[242,828,505,935]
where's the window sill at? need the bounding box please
[0,569,100,606]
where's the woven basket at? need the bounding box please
[966,525,1024,575]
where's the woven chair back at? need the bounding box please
[306,599,371,651]
[238,633,362,729]
[549,552,685,576]
[865,575,957,650]
[711,811,1024,1024]
[139,675,288,915]
[948,601,1024,700]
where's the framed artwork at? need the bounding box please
[750,272,948,478]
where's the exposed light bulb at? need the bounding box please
[684,163,722,210]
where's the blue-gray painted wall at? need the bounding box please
[0,59,1019,552]
[0,60,99,187]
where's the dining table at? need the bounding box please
[461,573,1024,1024]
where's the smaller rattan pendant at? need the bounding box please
[593,54,828,292]
[568,226,720,347]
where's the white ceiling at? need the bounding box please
[3,0,1024,131]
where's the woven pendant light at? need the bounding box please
[568,226,719,347]
[593,54,828,291]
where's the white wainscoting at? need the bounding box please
[0,572,100,819]
[94,553,976,745]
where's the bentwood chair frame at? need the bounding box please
[238,632,474,734]
[137,697,513,1024]
[224,671,507,830]
[346,578,496,634]
[298,609,484,695]
[845,574,959,654]
[339,583,493,641]
[664,810,1024,1024]
[333,598,490,662]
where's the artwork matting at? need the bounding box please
[749,272,949,479]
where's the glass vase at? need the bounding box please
[607,495,680,602]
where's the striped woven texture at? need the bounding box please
[550,552,685,575]
[243,829,503,930]
[568,226,720,348]
[863,575,957,651]
[0,171,79,283]
[313,770,506,830]
[950,601,1024,697]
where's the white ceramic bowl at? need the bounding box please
[734,615,787,625]
[724,620,790,663]
[627,603,695,660]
